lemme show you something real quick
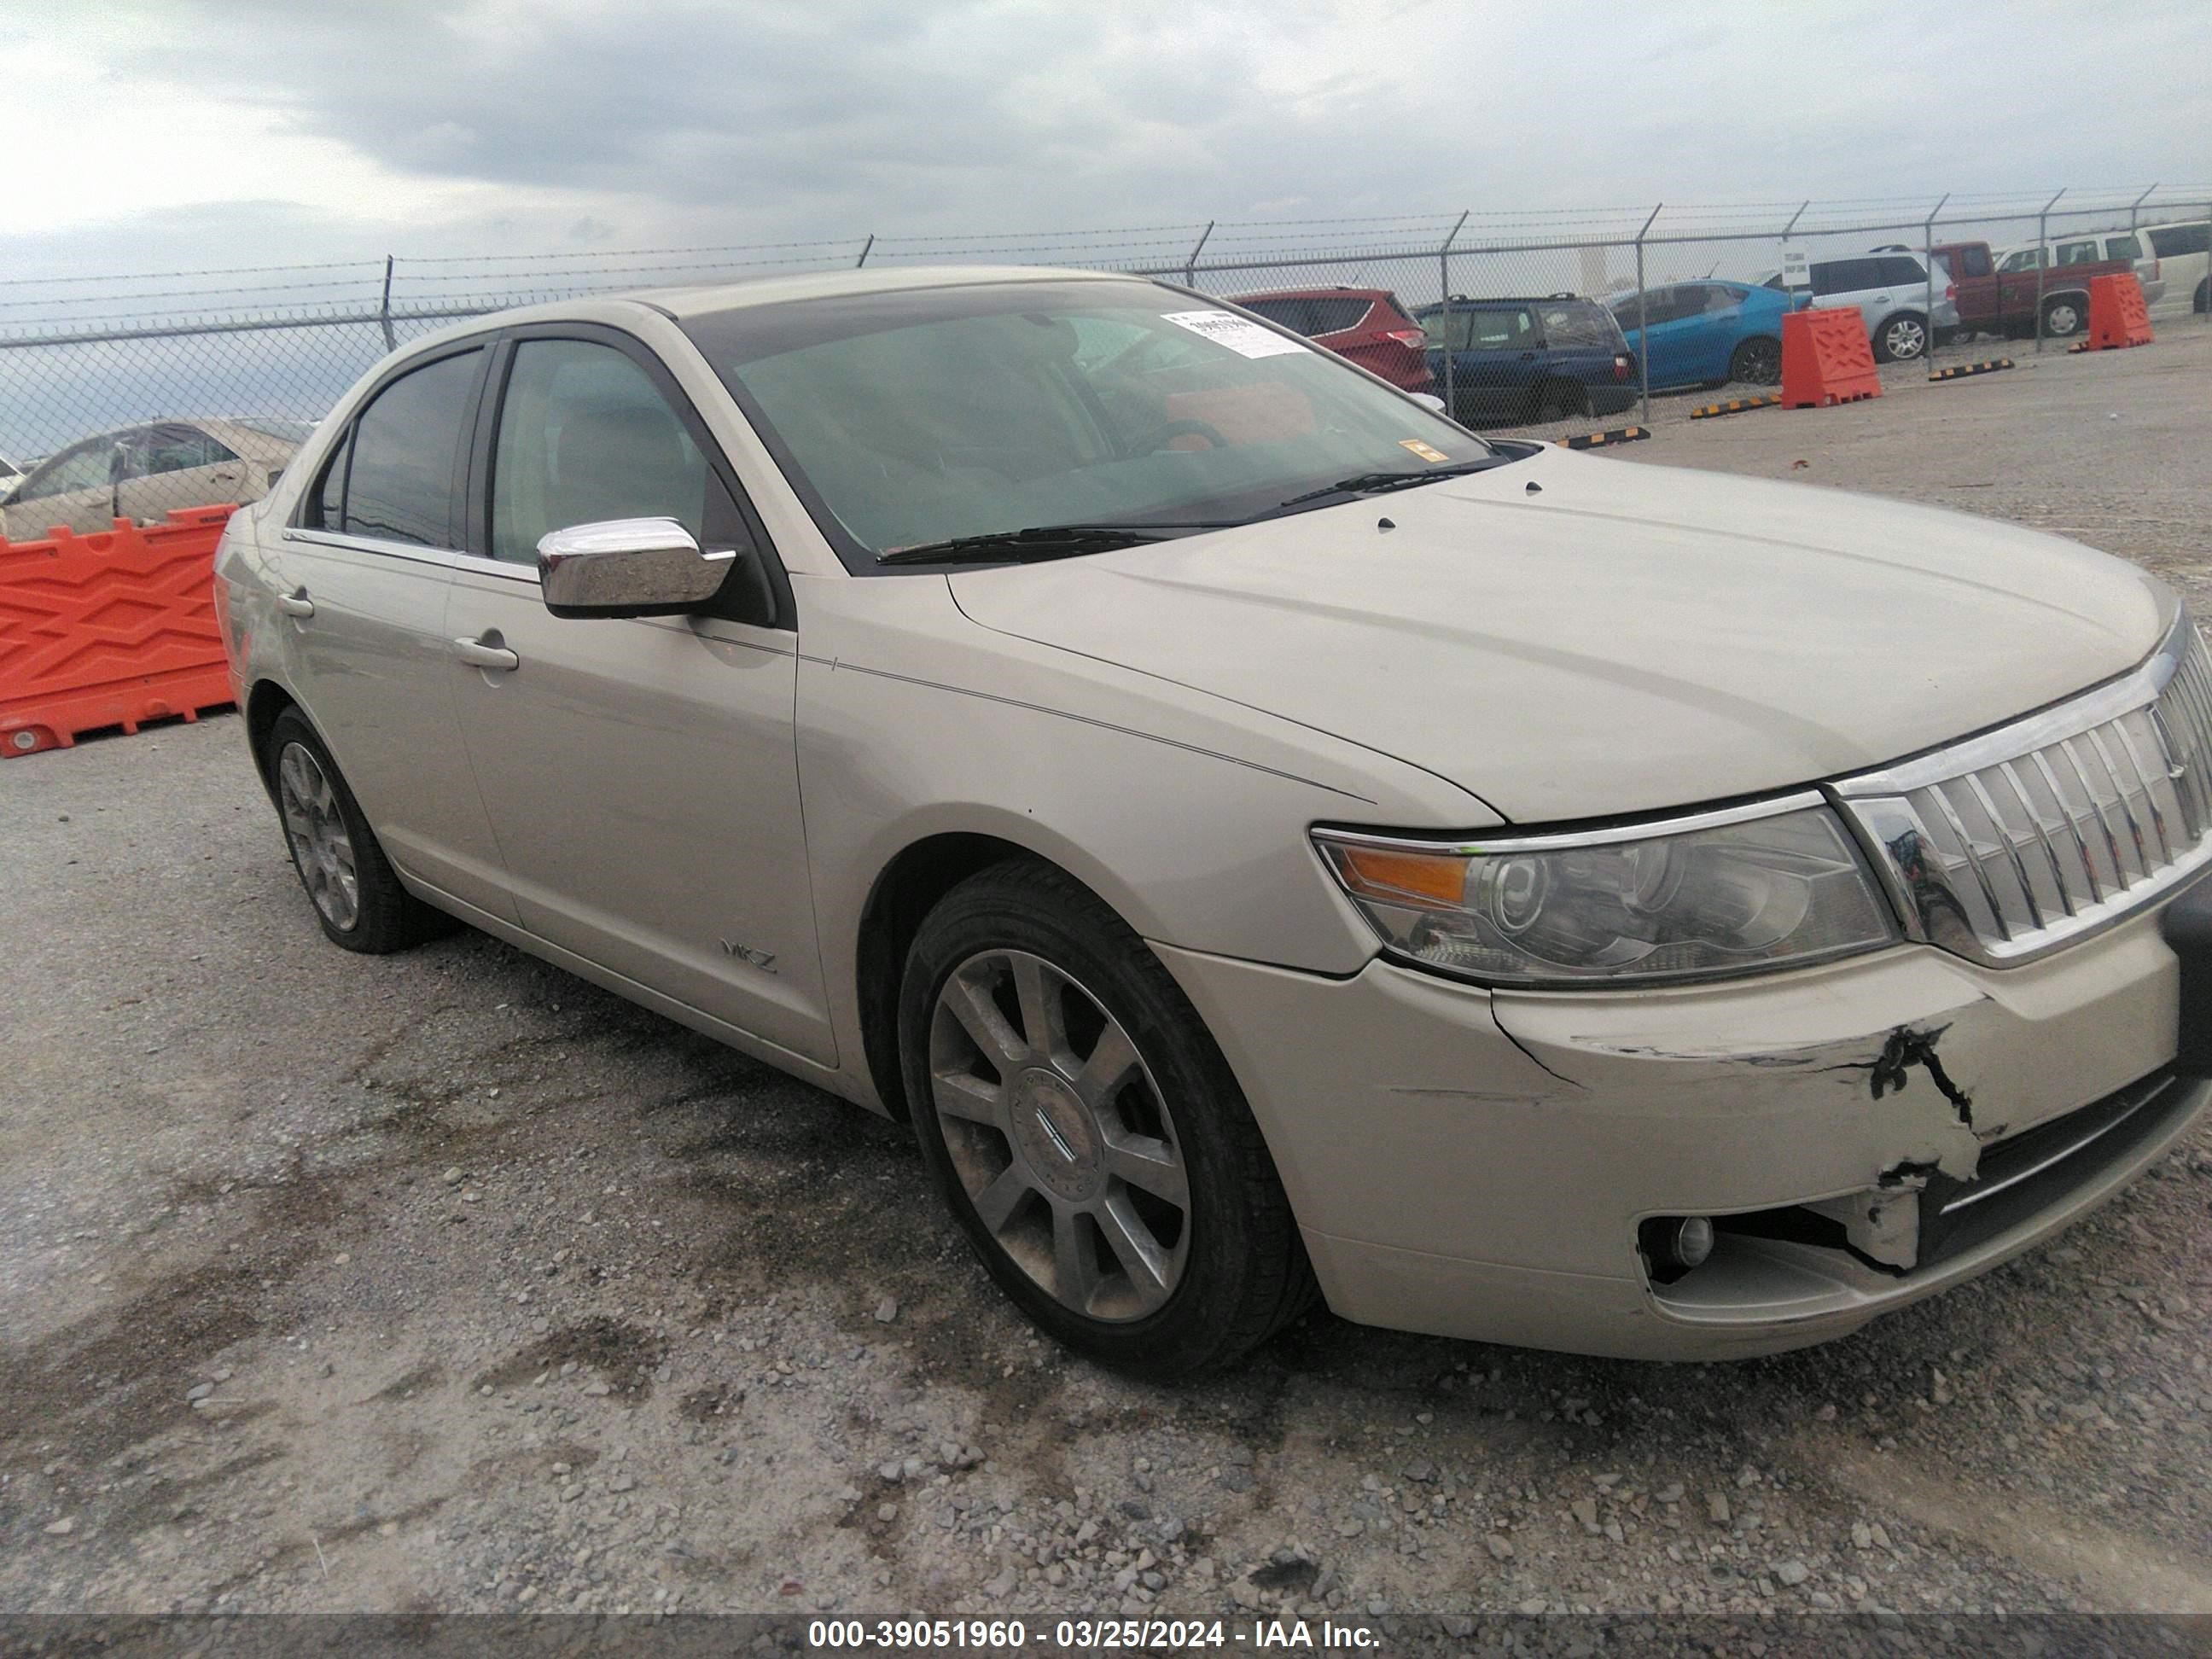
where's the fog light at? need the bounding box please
[1673,1215,1715,1269]
[1639,1214,1718,1283]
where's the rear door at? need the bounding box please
[271,343,516,920]
[441,325,834,1067]
[114,423,249,522]
[1442,306,1538,422]
[1615,287,1698,387]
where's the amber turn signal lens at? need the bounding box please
[1332,844,1470,906]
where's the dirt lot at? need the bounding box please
[4,330,2211,1624]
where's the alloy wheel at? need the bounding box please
[277,741,359,931]
[928,948,1190,1321]
[1735,338,1781,384]
[1883,317,1926,359]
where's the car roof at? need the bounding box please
[1423,294,1600,307]
[1225,286,1388,302]
[634,264,1155,320]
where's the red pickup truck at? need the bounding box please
[1931,239,2137,342]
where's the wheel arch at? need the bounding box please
[854,830,1112,1122]
[245,678,302,800]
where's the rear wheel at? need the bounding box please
[1872,311,1928,362]
[2041,294,2087,339]
[265,707,456,954]
[899,859,1314,1377]
[1728,336,1782,385]
[1529,380,1588,424]
[2194,277,2208,314]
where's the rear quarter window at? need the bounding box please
[1537,305,1621,348]
[2147,223,2209,258]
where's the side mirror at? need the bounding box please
[538,517,759,621]
[1409,393,1447,414]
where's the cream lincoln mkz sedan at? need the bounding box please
[215,265,2212,1377]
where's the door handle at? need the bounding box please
[276,588,315,618]
[452,634,520,672]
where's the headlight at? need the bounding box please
[1314,795,1901,987]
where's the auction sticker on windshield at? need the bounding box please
[1162,310,1308,358]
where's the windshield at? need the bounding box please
[679,278,1500,572]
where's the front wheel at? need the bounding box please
[899,859,1314,1377]
[1529,380,1588,424]
[1728,335,1782,385]
[1872,311,1928,362]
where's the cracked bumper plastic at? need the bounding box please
[1155,897,2206,1359]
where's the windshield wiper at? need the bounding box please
[1272,459,1508,511]
[875,521,1231,566]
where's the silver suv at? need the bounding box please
[1763,251,1961,362]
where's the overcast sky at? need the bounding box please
[7,0,2211,276]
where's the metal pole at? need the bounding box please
[1184,221,1214,287]
[1635,202,1662,424]
[1439,210,1467,420]
[2129,183,2157,231]
[2035,188,2064,353]
[854,234,874,269]
[1781,201,1809,240]
[1923,193,1947,370]
[378,256,397,352]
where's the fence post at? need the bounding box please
[378,256,396,352]
[2129,183,2157,231]
[2034,187,2064,352]
[1183,222,1214,287]
[1922,192,1947,369]
[1439,211,1467,420]
[1634,203,1662,424]
[854,234,875,270]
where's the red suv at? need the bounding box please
[1227,287,1435,392]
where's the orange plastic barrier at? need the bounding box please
[1779,308,1883,408]
[2085,272,2154,350]
[0,507,236,758]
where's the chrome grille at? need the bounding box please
[1836,614,2212,964]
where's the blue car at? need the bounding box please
[1607,281,1790,393]
[1413,294,1638,428]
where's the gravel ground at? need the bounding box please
[3,329,2210,1623]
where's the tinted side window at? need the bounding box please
[1237,299,1309,332]
[2147,224,2209,257]
[1419,309,1470,351]
[306,428,352,530]
[342,349,482,547]
[2104,234,2143,261]
[1875,257,1926,285]
[1955,244,1993,277]
[1302,297,1372,335]
[489,338,746,567]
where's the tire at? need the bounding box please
[899,859,1315,1377]
[2194,277,2208,315]
[2041,294,2087,339]
[1727,336,1782,386]
[1529,380,1587,424]
[1872,311,1928,363]
[265,707,456,954]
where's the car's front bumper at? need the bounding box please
[1156,895,2205,1359]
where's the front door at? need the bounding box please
[272,345,515,922]
[2,433,123,538]
[443,329,834,1068]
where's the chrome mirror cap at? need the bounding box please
[537,517,731,619]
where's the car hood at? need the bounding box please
[948,445,2170,824]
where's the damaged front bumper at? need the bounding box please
[1156,884,2209,1360]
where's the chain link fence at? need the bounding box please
[3,189,2208,533]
